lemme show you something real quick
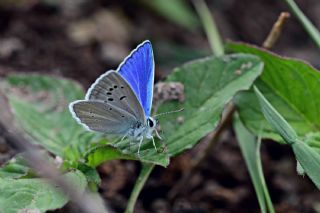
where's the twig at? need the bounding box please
[263,12,290,49]
[0,92,108,213]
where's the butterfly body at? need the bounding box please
[126,118,152,141]
[69,41,161,155]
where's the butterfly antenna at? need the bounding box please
[154,108,184,118]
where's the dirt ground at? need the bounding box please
[0,0,320,212]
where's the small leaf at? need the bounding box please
[254,86,320,189]
[254,86,298,145]
[297,132,320,176]
[234,114,275,213]
[227,42,320,140]
[234,115,267,212]
[157,53,263,156]
[85,142,169,167]
[0,156,30,179]
[85,145,135,168]
[292,140,320,189]
[304,132,320,151]
[0,170,87,213]
[111,139,170,167]
[77,163,101,186]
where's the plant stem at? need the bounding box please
[125,163,155,213]
[263,12,290,49]
[256,137,275,213]
[192,0,224,56]
[284,0,320,49]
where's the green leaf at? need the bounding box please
[5,74,96,162]
[304,132,320,150]
[0,156,30,179]
[85,145,135,168]
[227,42,320,140]
[157,53,263,156]
[77,163,101,186]
[234,115,267,213]
[254,86,320,189]
[85,139,169,166]
[297,132,320,175]
[292,141,320,189]
[0,170,87,213]
[254,86,298,145]
[112,140,170,167]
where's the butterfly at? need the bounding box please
[69,40,162,155]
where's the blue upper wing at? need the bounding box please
[117,40,154,117]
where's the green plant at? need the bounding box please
[1,0,320,212]
[0,53,263,213]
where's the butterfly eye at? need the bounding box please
[147,118,154,128]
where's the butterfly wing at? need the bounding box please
[117,40,154,117]
[70,71,146,134]
[85,70,145,122]
[70,100,136,134]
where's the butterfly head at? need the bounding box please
[145,116,163,141]
[147,117,156,128]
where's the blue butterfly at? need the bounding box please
[69,40,162,155]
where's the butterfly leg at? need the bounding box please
[155,129,162,140]
[115,132,129,150]
[119,132,129,145]
[155,129,167,152]
[138,136,144,156]
[151,136,158,152]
